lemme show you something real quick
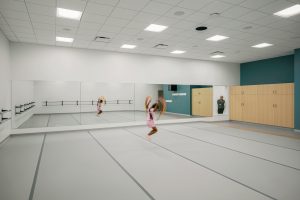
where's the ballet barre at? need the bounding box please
[15,102,35,114]
[0,109,12,124]
[42,100,134,106]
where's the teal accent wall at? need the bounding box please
[240,55,294,85]
[163,85,191,115]
[294,49,300,130]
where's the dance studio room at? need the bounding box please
[0,0,299,199]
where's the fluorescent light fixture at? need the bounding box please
[171,50,186,54]
[144,24,168,32]
[121,44,136,49]
[56,36,74,43]
[274,4,300,18]
[57,8,82,20]
[251,43,273,48]
[206,35,229,41]
[211,54,225,58]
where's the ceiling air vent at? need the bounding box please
[94,36,111,43]
[153,43,169,49]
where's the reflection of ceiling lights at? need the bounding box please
[206,35,229,41]
[170,50,186,54]
[211,55,226,58]
[56,8,82,20]
[56,36,74,43]
[121,44,136,49]
[274,4,300,18]
[144,24,168,32]
[251,43,273,48]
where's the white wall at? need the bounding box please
[213,86,229,116]
[11,81,35,128]
[11,43,240,85]
[0,30,11,142]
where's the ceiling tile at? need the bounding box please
[117,0,150,11]
[85,2,114,16]
[110,8,138,20]
[57,0,87,11]
[142,1,172,15]
[178,0,211,10]
[239,11,268,22]
[29,13,55,24]
[25,0,56,7]
[89,0,119,6]
[26,2,56,16]
[200,1,233,14]
[1,10,30,21]
[105,17,130,27]
[222,6,252,18]
[240,0,275,10]
[133,12,159,23]
[154,0,181,6]
[164,6,195,19]
[81,13,107,24]
[0,0,27,12]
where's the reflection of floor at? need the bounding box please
[1,122,299,200]
[19,111,190,129]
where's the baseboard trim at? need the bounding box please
[294,129,300,133]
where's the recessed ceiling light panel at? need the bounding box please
[251,43,273,48]
[121,44,136,49]
[171,50,186,54]
[145,24,168,32]
[211,55,226,58]
[56,36,74,43]
[57,8,82,20]
[274,4,300,18]
[206,35,229,41]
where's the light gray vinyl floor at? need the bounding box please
[18,111,189,129]
[1,122,300,200]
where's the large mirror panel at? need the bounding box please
[80,82,135,124]
[12,81,81,129]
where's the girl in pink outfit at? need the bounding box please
[145,96,166,139]
[146,103,159,137]
[97,97,104,116]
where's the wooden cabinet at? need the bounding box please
[230,83,294,128]
[192,88,213,117]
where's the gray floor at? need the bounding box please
[18,111,190,129]
[1,122,300,200]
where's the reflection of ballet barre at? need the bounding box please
[42,100,134,106]
[0,109,12,124]
[15,102,35,114]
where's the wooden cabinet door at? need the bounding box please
[274,94,294,128]
[230,94,236,120]
[192,88,212,117]
[242,94,258,123]
[257,94,275,125]
[192,90,200,115]
[200,92,213,117]
[234,95,243,121]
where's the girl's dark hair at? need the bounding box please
[100,100,103,103]
[151,103,158,108]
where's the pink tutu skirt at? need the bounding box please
[147,120,155,128]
